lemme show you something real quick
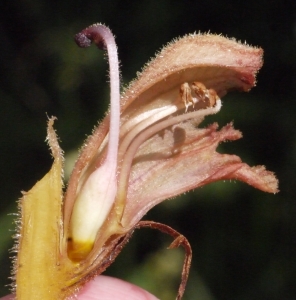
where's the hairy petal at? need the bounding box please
[222,164,278,193]
[122,123,278,227]
[67,34,263,205]
[120,33,263,120]
[65,31,275,261]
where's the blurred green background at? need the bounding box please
[0,0,295,299]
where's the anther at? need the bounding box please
[191,81,219,108]
[180,82,194,112]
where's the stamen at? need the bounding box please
[119,104,179,159]
[191,82,207,100]
[180,82,194,112]
[120,106,174,139]
[116,98,222,218]
[191,82,218,108]
[119,81,216,161]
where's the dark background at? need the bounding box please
[0,0,295,299]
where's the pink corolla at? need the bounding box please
[15,24,278,300]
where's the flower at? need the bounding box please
[14,24,278,300]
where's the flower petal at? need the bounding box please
[66,34,263,213]
[121,33,263,117]
[122,123,278,227]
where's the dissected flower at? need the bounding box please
[14,24,278,300]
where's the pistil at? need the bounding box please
[68,24,120,260]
